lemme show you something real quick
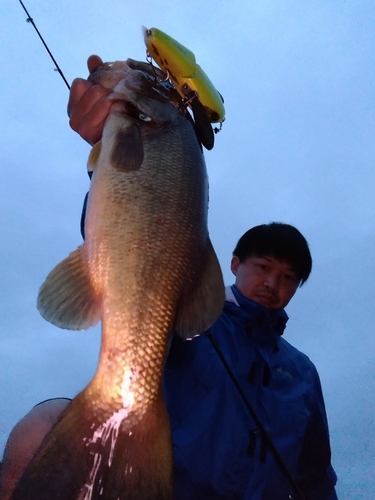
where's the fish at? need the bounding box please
[11,58,224,500]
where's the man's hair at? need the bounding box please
[232,222,312,285]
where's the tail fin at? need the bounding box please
[11,394,173,500]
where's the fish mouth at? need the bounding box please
[89,58,186,117]
[126,59,186,111]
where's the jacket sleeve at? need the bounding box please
[296,368,338,500]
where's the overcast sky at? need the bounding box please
[1,1,375,498]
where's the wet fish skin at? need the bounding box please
[11,59,224,499]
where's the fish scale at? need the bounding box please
[11,58,224,499]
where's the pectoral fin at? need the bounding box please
[111,124,144,172]
[37,246,101,330]
[175,239,224,340]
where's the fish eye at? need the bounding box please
[138,113,152,122]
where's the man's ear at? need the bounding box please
[230,256,240,276]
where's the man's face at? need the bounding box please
[231,255,300,309]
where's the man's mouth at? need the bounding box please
[256,292,277,304]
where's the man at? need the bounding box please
[0,57,337,499]
[164,223,337,499]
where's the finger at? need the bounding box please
[77,95,112,145]
[87,55,104,74]
[69,84,111,128]
[69,91,112,145]
[79,122,107,146]
[67,56,111,145]
[67,78,94,118]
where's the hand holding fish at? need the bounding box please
[68,55,112,145]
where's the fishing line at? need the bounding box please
[205,329,306,500]
[18,0,70,90]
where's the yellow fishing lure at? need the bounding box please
[143,27,225,124]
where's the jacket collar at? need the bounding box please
[225,285,288,337]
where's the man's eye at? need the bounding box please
[285,274,297,282]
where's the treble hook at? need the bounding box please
[146,50,170,82]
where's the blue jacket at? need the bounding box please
[164,286,337,499]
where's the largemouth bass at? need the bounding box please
[12,59,224,499]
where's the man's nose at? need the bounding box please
[264,274,278,289]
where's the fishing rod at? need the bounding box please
[18,0,70,90]
[205,329,306,500]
